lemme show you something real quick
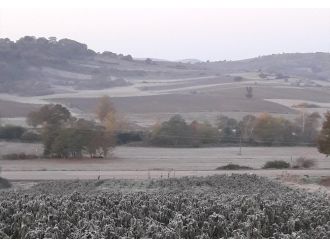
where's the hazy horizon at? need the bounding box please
[0,8,330,61]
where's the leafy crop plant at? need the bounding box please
[0,175,330,239]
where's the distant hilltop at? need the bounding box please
[0,36,134,62]
[0,36,330,97]
[176,59,203,64]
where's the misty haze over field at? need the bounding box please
[2,6,330,240]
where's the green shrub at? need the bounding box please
[262,160,290,169]
[0,177,11,189]
[2,153,39,160]
[0,125,26,140]
[216,163,253,170]
[149,115,193,147]
[233,76,243,82]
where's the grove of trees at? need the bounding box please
[0,125,40,142]
[149,112,322,147]
[26,98,118,158]
[317,112,330,156]
[149,115,219,147]
[2,100,327,155]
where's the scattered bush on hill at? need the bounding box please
[262,160,290,169]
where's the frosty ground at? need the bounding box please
[1,143,330,180]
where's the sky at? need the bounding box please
[0,8,329,61]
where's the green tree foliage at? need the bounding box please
[216,115,239,143]
[150,115,193,146]
[262,160,291,169]
[150,115,220,147]
[297,112,321,143]
[252,113,299,145]
[318,112,330,156]
[27,104,72,155]
[239,115,257,141]
[0,125,26,140]
[149,112,320,147]
[27,104,71,127]
[51,129,87,158]
[0,124,39,142]
[190,121,219,145]
[26,104,116,158]
[71,118,115,158]
[116,132,143,145]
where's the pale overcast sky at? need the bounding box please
[0,8,329,61]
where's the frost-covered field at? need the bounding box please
[1,143,330,180]
[265,99,330,115]
[0,144,328,171]
[1,174,330,239]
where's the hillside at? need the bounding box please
[207,52,330,81]
[0,36,210,96]
[1,36,330,127]
[1,36,330,97]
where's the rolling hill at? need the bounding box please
[1,36,330,126]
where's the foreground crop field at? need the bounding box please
[1,174,330,239]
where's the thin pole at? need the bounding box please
[302,110,305,134]
[238,133,242,155]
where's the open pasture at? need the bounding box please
[1,143,329,180]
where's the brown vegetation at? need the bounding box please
[26,102,116,158]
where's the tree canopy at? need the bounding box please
[26,103,116,158]
[318,112,330,156]
[27,104,71,127]
[149,112,321,147]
